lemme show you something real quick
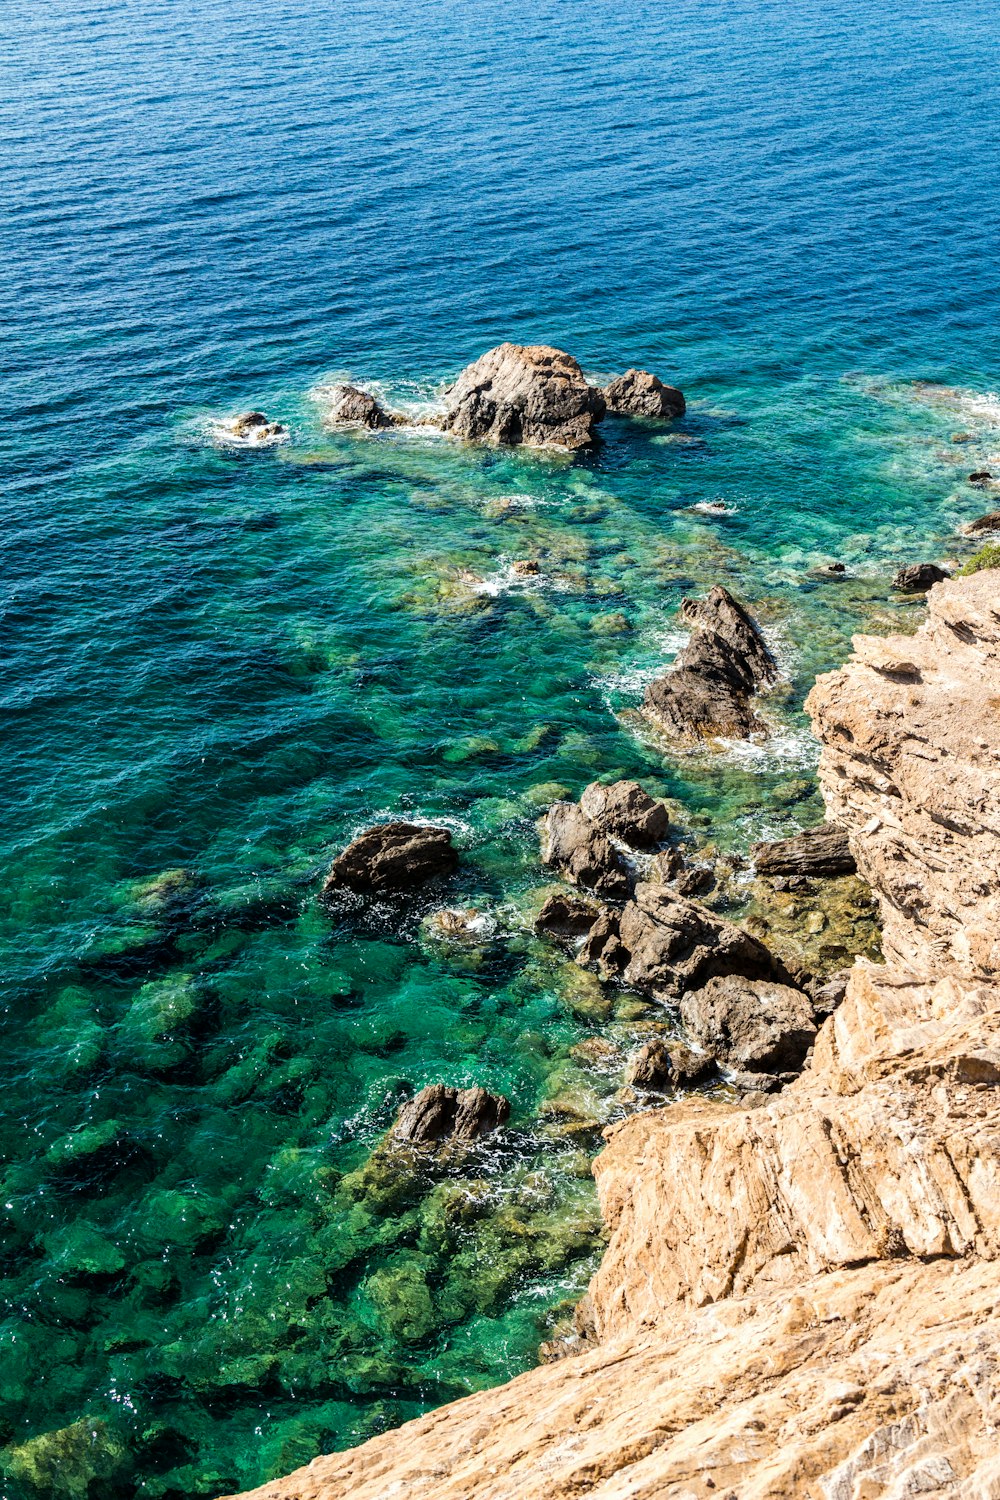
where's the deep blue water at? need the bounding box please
[3,2,1000,1496]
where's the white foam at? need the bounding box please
[203,416,289,449]
[690,500,738,517]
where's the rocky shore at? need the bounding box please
[224,572,1000,1499]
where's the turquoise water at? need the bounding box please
[4,1,1000,1495]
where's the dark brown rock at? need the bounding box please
[892,563,948,592]
[534,891,602,941]
[969,471,994,485]
[612,884,778,1001]
[391,1084,510,1145]
[602,369,685,419]
[626,1038,716,1091]
[231,411,286,440]
[752,822,856,879]
[644,586,775,741]
[576,909,629,976]
[437,344,606,450]
[326,383,396,430]
[541,802,630,900]
[323,822,458,895]
[680,973,817,1078]
[961,510,1000,537]
[578,780,670,848]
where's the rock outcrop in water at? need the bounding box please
[323,822,458,895]
[391,1084,510,1145]
[644,584,777,740]
[602,368,685,419]
[436,344,607,450]
[323,383,398,430]
[227,573,1000,1500]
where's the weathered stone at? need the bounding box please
[231,411,286,441]
[625,1038,716,1091]
[960,509,1000,536]
[391,1084,510,1146]
[806,571,1000,976]
[614,884,778,1001]
[892,562,948,592]
[602,369,685,419]
[323,822,457,895]
[578,780,669,847]
[644,586,775,741]
[680,973,817,1078]
[752,821,856,878]
[540,802,629,899]
[511,559,539,576]
[534,891,602,941]
[437,344,606,450]
[325,383,397,430]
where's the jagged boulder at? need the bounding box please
[540,802,630,899]
[644,586,776,740]
[437,344,606,450]
[391,1084,510,1145]
[752,822,856,878]
[892,562,948,592]
[323,822,457,895]
[230,411,287,440]
[680,973,818,1085]
[576,883,779,1001]
[578,780,670,847]
[625,1038,716,1091]
[602,369,685,419]
[325,383,397,430]
[961,509,1000,537]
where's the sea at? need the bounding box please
[2,1,1000,1495]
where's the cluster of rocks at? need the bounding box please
[390,1083,510,1147]
[535,780,829,1092]
[643,585,777,740]
[321,343,686,452]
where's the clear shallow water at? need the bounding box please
[3,1,1000,1495]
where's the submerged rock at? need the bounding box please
[644,585,776,741]
[324,383,397,430]
[578,779,670,847]
[603,368,685,419]
[436,343,606,450]
[540,802,630,899]
[752,822,856,878]
[391,1084,510,1146]
[323,822,458,895]
[892,562,948,592]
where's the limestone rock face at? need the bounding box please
[438,344,606,450]
[806,572,1000,976]
[323,822,457,894]
[644,585,776,740]
[602,368,685,419]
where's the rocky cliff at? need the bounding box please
[225,575,1000,1500]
